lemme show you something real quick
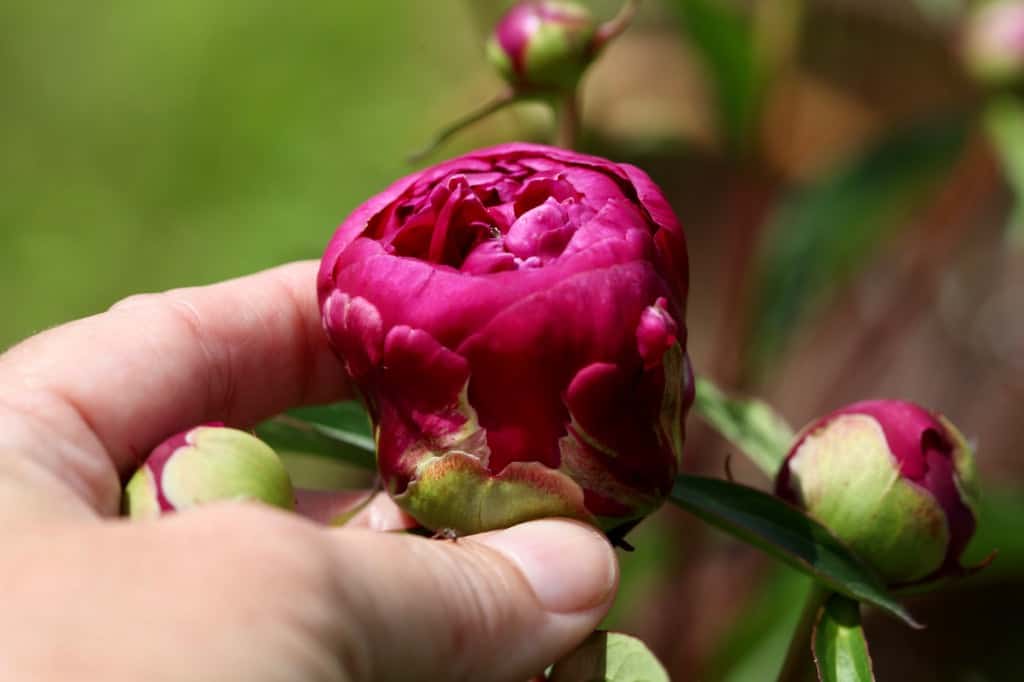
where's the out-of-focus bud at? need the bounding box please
[775,400,979,585]
[486,1,598,92]
[124,425,295,518]
[963,1,1024,88]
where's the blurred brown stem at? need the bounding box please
[556,91,581,150]
[818,133,1000,409]
[711,171,777,389]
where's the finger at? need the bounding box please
[325,518,619,682]
[294,490,417,531]
[294,489,374,525]
[0,261,349,514]
[342,492,419,531]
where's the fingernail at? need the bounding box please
[474,519,618,613]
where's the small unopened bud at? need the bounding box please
[124,424,295,518]
[487,1,598,93]
[963,1,1024,88]
[776,400,979,585]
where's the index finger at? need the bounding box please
[0,261,351,513]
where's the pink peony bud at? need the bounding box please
[776,400,980,585]
[124,424,295,518]
[487,1,598,92]
[963,1,1024,87]
[318,143,693,535]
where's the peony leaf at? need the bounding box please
[813,594,876,682]
[670,0,760,153]
[255,402,376,471]
[670,475,919,627]
[547,631,669,682]
[693,377,794,477]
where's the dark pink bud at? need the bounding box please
[636,298,678,370]
[487,1,598,92]
[318,143,693,535]
[776,400,980,585]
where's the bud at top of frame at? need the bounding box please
[486,1,598,92]
[963,1,1024,88]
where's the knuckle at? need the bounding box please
[108,291,163,313]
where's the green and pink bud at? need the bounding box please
[318,143,693,536]
[124,424,295,518]
[487,1,598,92]
[963,1,1024,87]
[775,400,980,585]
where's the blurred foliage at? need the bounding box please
[0,1,489,349]
[745,115,969,376]
[669,0,801,154]
[671,0,762,152]
[257,402,376,471]
[910,0,966,25]
[706,566,811,682]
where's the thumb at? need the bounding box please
[327,519,619,682]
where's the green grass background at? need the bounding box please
[0,1,507,348]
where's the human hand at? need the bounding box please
[0,262,618,682]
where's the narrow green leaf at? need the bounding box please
[670,476,919,627]
[671,0,760,152]
[746,115,969,376]
[286,402,374,442]
[813,595,876,682]
[548,631,670,682]
[693,377,794,477]
[255,401,376,471]
[984,96,1024,247]
[909,0,965,25]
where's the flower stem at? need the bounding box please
[408,89,520,163]
[592,0,642,51]
[777,583,830,682]
[555,91,580,150]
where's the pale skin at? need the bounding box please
[0,261,619,682]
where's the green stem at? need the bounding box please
[592,0,642,51]
[555,91,580,150]
[408,89,520,163]
[777,583,830,682]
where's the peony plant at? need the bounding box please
[116,3,997,678]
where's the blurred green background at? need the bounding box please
[4,1,1024,680]
[0,1,495,347]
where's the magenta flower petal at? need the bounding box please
[320,143,693,535]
